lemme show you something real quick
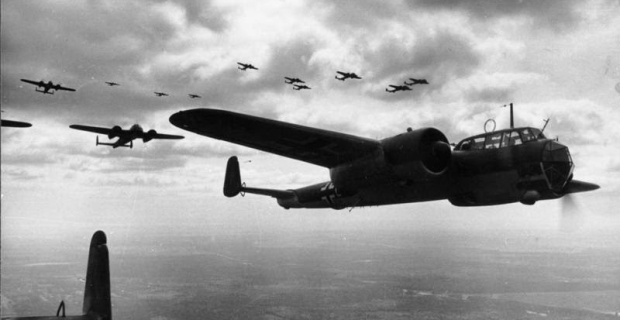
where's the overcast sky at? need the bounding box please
[2,0,620,241]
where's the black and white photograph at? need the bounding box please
[2,1,619,319]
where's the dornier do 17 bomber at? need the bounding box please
[169,104,599,210]
[70,124,184,149]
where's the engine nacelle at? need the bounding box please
[143,129,157,142]
[108,126,122,139]
[381,127,451,178]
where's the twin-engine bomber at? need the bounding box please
[169,108,599,209]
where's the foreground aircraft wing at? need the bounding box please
[169,108,381,168]
[69,125,114,135]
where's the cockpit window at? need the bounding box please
[531,128,545,140]
[471,137,485,150]
[484,132,502,149]
[521,128,536,142]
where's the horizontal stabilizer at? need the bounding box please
[564,179,600,194]
[223,156,295,199]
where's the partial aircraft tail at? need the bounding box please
[1,231,111,320]
[223,156,295,199]
[82,230,112,319]
[96,136,133,148]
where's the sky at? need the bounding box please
[2,0,620,243]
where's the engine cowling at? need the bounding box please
[381,127,451,177]
[143,129,157,142]
[108,126,122,139]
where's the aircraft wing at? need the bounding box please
[20,79,41,87]
[150,132,184,140]
[2,119,32,127]
[56,85,76,92]
[69,125,114,135]
[169,108,381,168]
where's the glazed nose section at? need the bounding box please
[542,141,574,192]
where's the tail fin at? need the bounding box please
[223,156,295,199]
[224,156,243,197]
[82,230,112,320]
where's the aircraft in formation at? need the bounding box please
[20,79,76,95]
[293,84,311,90]
[189,94,201,99]
[1,231,112,320]
[154,92,169,97]
[70,124,184,149]
[105,81,120,86]
[335,71,362,81]
[386,85,412,93]
[237,62,258,71]
[169,104,599,210]
[404,78,429,85]
[284,77,305,84]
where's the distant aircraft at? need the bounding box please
[404,78,429,85]
[284,77,305,84]
[237,62,258,71]
[20,79,76,94]
[69,124,184,148]
[1,230,111,320]
[335,71,362,81]
[1,119,32,128]
[386,85,411,93]
[154,92,169,97]
[293,84,311,90]
[104,81,120,86]
[188,94,201,99]
[169,105,598,210]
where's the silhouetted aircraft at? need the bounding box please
[237,62,258,71]
[1,231,111,320]
[70,124,184,148]
[284,77,305,84]
[1,119,32,128]
[154,92,169,97]
[169,105,598,210]
[189,94,201,99]
[404,78,429,85]
[104,81,120,86]
[20,79,76,94]
[293,84,311,90]
[386,85,411,93]
[335,71,362,81]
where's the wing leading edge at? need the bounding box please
[169,108,381,168]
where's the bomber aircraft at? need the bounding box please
[386,85,411,93]
[1,231,111,320]
[105,81,120,86]
[284,77,305,84]
[154,92,169,97]
[20,79,76,94]
[404,78,429,85]
[189,94,201,99]
[335,71,362,81]
[293,84,311,90]
[169,105,599,210]
[70,124,184,148]
[237,62,258,71]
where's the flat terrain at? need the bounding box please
[2,217,619,319]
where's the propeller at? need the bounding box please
[559,193,584,233]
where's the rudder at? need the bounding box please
[223,156,242,197]
[82,230,112,320]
